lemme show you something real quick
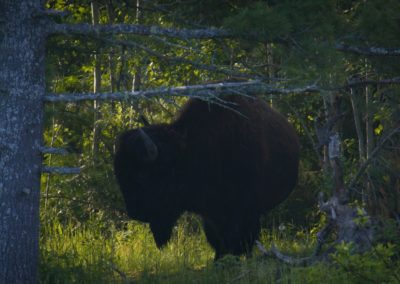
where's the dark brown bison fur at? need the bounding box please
[114,95,300,258]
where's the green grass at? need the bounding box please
[39,215,400,284]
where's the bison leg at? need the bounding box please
[223,217,261,257]
[203,218,226,259]
[150,218,176,248]
[203,216,261,259]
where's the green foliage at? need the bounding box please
[223,2,291,40]
[331,242,400,283]
[40,216,400,283]
[224,0,342,40]
[39,215,214,283]
[223,0,346,81]
[40,218,119,283]
[291,263,349,284]
[353,0,400,47]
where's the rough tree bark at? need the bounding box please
[0,0,46,283]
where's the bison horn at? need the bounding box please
[138,128,158,161]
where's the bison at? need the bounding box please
[114,95,299,258]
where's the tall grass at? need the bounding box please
[39,215,399,283]
[40,215,215,283]
[40,218,118,283]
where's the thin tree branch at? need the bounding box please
[226,270,251,284]
[32,8,70,18]
[39,147,70,155]
[49,23,231,39]
[255,241,317,266]
[97,36,262,80]
[42,166,81,174]
[347,88,366,161]
[336,43,400,56]
[256,206,335,265]
[348,126,400,189]
[43,81,320,103]
[149,35,202,52]
[343,77,400,88]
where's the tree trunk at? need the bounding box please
[349,87,366,162]
[133,0,142,92]
[0,0,46,283]
[365,75,375,209]
[365,85,374,159]
[91,1,102,163]
[106,1,116,92]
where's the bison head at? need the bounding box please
[114,127,185,247]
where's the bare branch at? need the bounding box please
[256,210,334,265]
[226,270,251,284]
[32,8,70,18]
[149,35,202,52]
[39,147,70,155]
[336,43,400,56]
[49,23,231,39]
[258,193,376,266]
[42,166,81,175]
[43,81,259,102]
[344,77,400,88]
[43,81,320,103]
[97,36,261,80]
[255,241,317,266]
[349,126,400,189]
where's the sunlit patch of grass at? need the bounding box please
[258,227,317,256]
[39,216,320,283]
[40,214,216,283]
[40,219,119,283]
[113,218,214,278]
[40,216,400,283]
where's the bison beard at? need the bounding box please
[114,95,299,259]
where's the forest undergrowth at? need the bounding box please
[39,213,400,284]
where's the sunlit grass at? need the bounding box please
[113,218,214,278]
[40,215,215,283]
[39,215,400,283]
[40,215,291,283]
